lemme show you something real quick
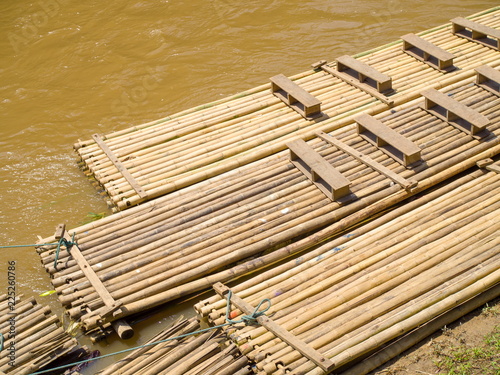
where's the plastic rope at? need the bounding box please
[53,233,80,270]
[0,235,80,269]
[27,289,271,375]
[225,290,272,325]
[0,243,58,249]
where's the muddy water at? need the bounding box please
[0,0,496,372]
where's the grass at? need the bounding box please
[433,323,500,375]
[81,211,107,224]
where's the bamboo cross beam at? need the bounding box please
[92,134,148,200]
[316,130,417,190]
[213,282,335,373]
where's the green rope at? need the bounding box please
[0,333,3,351]
[53,233,80,270]
[26,289,272,375]
[0,235,80,270]
[225,290,271,325]
[0,243,58,248]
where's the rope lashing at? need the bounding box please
[53,232,80,270]
[0,234,81,270]
[225,290,272,325]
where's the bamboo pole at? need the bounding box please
[244,205,500,366]
[256,234,500,374]
[210,181,500,332]
[59,135,500,308]
[83,141,500,327]
[339,283,500,375]
[300,259,500,375]
[35,58,500,332]
[70,11,500,212]
[96,318,199,375]
[194,166,495,316]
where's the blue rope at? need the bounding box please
[25,289,272,375]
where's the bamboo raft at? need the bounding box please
[195,163,500,375]
[74,7,500,211]
[36,66,500,338]
[96,317,252,375]
[0,295,87,375]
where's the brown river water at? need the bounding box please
[0,0,497,372]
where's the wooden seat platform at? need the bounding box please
[475,65,500,96]
[355,113,422,167]
[319,56,394,105]
[401,33,455,72]
[270,74,322,119]
[336,55,392,93]
[317,131,417,190]
[451,17,500,50]
[421,88,490,135]
[287,138,351,201]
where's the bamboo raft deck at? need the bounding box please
[196,163,500,375]
[96,317,252,375]
[74,7,500,211]
[0,295,87,375]
[36,67,500,339]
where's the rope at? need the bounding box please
[225,290,271,325]
[0,243,58,249]
[53,233,80,270]
[0,235,80,269]
[26,289,271,375]
[0,333,3,351]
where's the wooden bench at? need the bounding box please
[287,139,351,201]
[421,88,490,135]
[270,74,322,119]
[336,55,392,93]
[475,65,500,97]
[401,33,455,72]
[355,113,422,167]
[451,17,500,51]
[317,131,417,190]
[320,56,393,105]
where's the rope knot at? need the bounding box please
[53,233,80,270]
[225,290,271,325]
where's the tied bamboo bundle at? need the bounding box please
[74,7,500,210]
[96,317,252,375]
[0,295,86,375]
[36,77,500,335]
[197,166,500,375]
